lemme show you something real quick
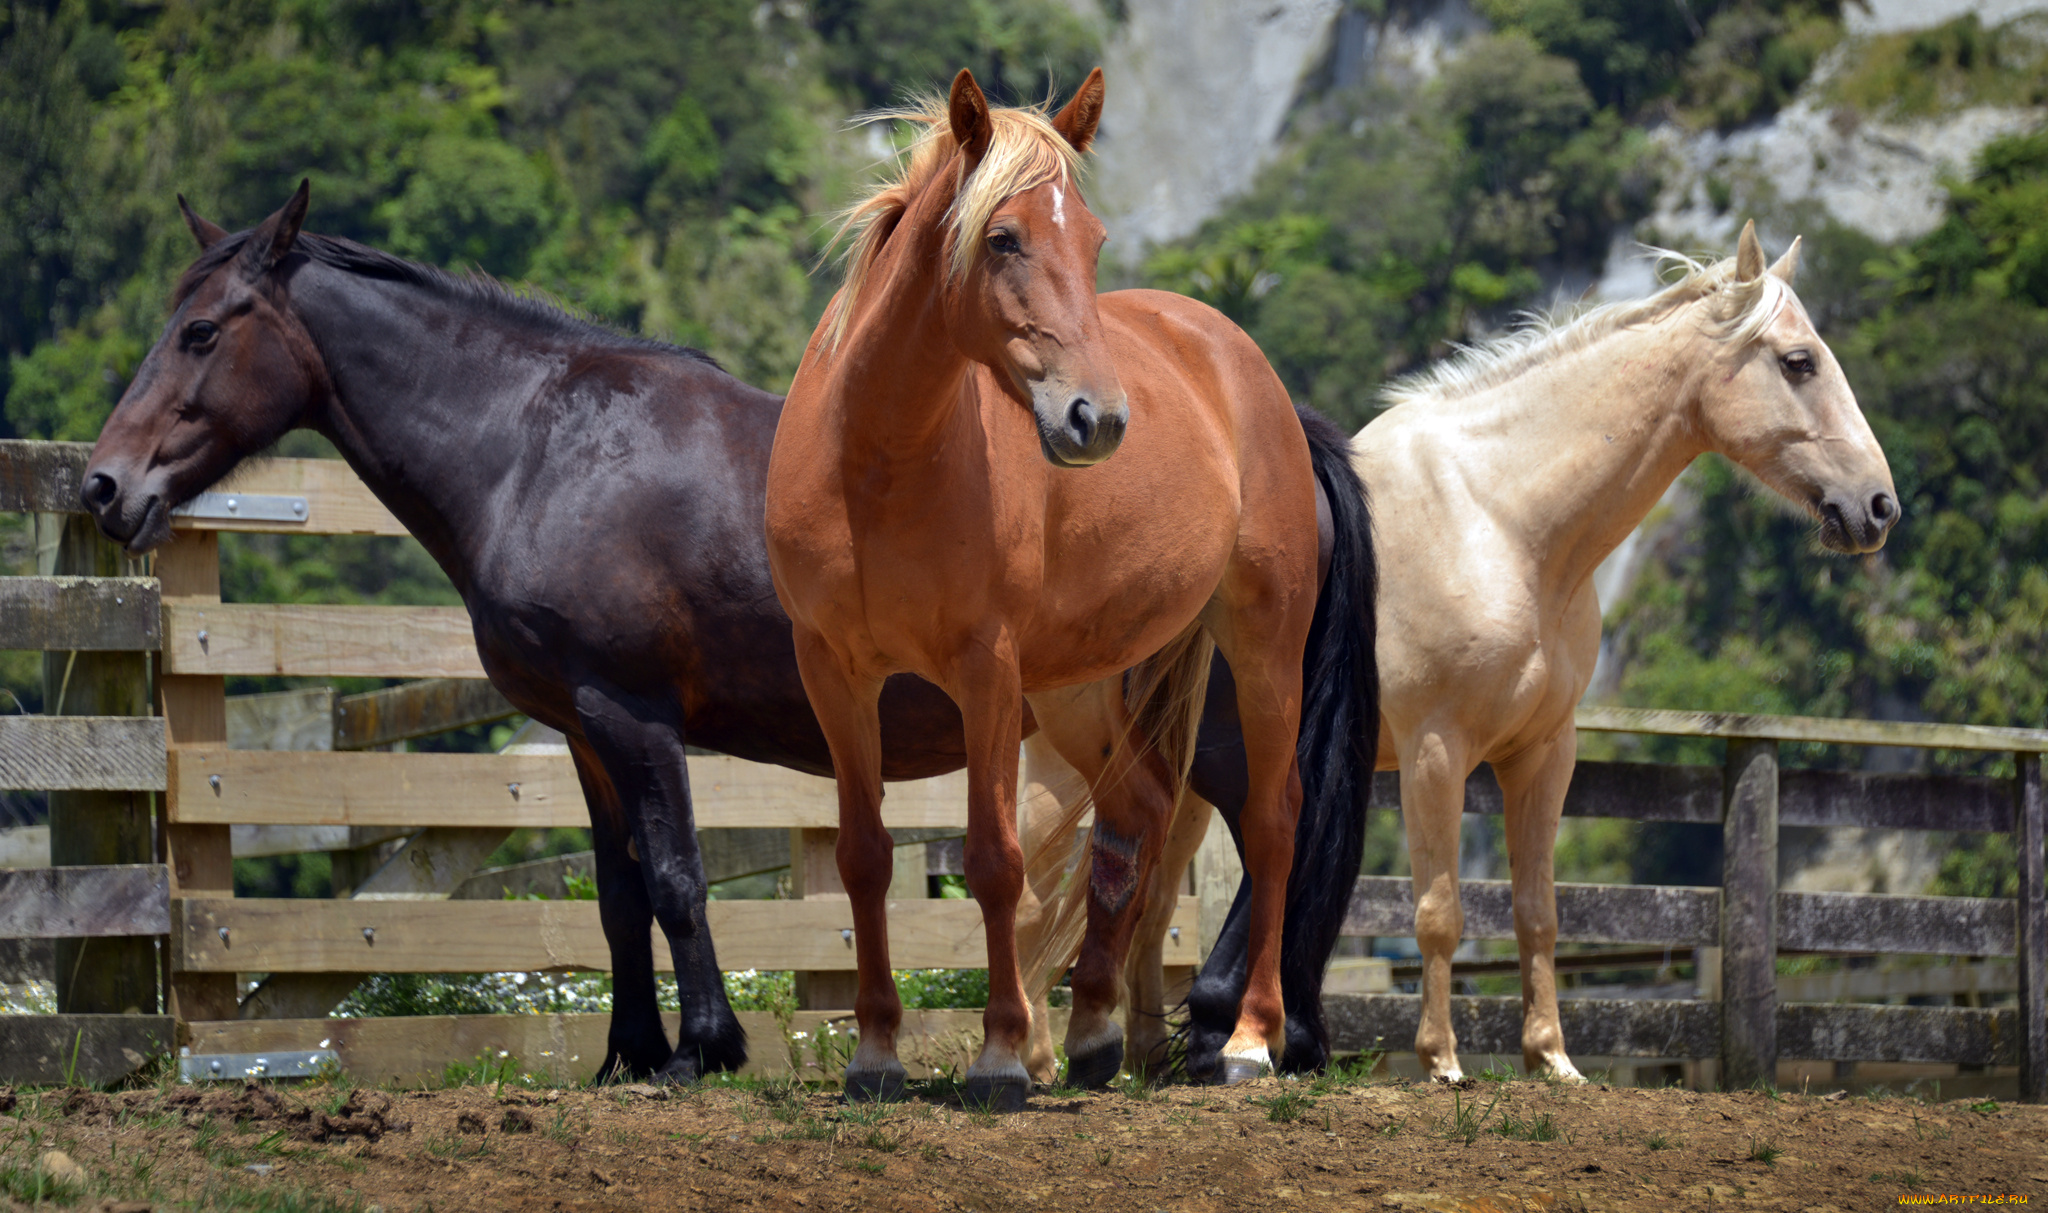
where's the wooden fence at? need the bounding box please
[1,438,2043,1099]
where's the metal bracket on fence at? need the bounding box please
[172,492,309,524]
[178,1048,338,1083]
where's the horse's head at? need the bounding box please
[942,69,1127,467]
[83,181,327,553]
[1694,221,1898,553]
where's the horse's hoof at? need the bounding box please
[652,1055,701,1086]
[844,1064,907,1103]
[1218,1054,1270,1085]
[962,1075,1031,1113]
[1065,1039,1125,1090]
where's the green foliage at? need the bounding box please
[1144,32,1655,429]
[894,967,988,1009]
[1477,0,1842,118]
[3,0,1093,442]
[811,0,1101,110]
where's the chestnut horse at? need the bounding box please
[766,68,1373,1109]
[1071,221,1897,1082]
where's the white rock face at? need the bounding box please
[1089,0,1483,262]
[1848,0,2044,34]
[1645,94,2043,250]
[1090,0,1343,262]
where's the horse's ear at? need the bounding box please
[238,178,311,280]
[177,195,229,250]
[1769,234,1802,284]
[1053,67,1105,154]
[949,69,994,170]
[1735,219,1765,282]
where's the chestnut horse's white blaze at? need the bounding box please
[1022,220,1897,1083]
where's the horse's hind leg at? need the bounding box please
[570,738,673,1082]
[1493,728,1586,1082]
[1017,732,1091,1085]
[1123,786,1213,1080]
[1025,679,1178,1089]
[573,682,747,1082]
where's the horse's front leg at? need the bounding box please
[572,684,747,1081]
[955,647,1032,1110]
[1025,680,1177,1088]
[791,629,902,1100]
[1401,731,1473,1082]
[1494,729,1586,1082]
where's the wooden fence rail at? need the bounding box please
[2,438,2044,1099]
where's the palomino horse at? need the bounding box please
[765,69,1375,1109]
[79,180,1372,1088]
[1046,221,1897,1082]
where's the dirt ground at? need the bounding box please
[3,1074,2044,1212]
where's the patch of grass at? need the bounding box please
[1440,1088,1503,1146]
[1747,1133,1782,1166]
[919,1144,941,1163]
[1493,1110,1560,1142]
[839,1101,893,1127]
[1970,1099,2000,1115]
[1114,1071,1153,1102]
[848,1157,885,1176]
[1379,1116,1407,1138]
[853,1127,902,1153]
[755,1115,833,1144]
[1872,1168,1926,1190]
[1249,1089,1318,1124]
[1475,1059,1517,1084]
[1645,1129,1682,1150]
[1094,1146,1113,1166]
[422,1132,492,1161]
[0,1160,84,1207]
[191,1180,369,1213]
[1911,1111,1952,1141]
[1323,1048,1384,1087]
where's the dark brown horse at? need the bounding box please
[83,180,1375,1088]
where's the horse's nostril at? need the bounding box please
[1066,398,1097,448]
[1870,491,1897,524]
[83,472,119,511]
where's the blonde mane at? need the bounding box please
[1381,249,1795,408]
[823,95,1081,346]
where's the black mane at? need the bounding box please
[174,229,719,366]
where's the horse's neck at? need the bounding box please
[1450,317,1712,601]
[291,267,540,590]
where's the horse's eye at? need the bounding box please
[986,230,1021,256]
[185,320,219,352]
[1780,350,1816,380]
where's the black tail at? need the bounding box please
[1184,403,1378,1076]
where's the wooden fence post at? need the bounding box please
[156,531,239,1023]
[36,513,158,1014]
[2016,750,2045,1103]
[1721,736,1779,1090]
[791,828,857,1010]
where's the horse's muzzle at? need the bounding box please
[1036,394,1128,468]
[80,467,172,554]
[1817,487,1900,554]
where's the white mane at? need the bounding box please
[1381,249,1794,408]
